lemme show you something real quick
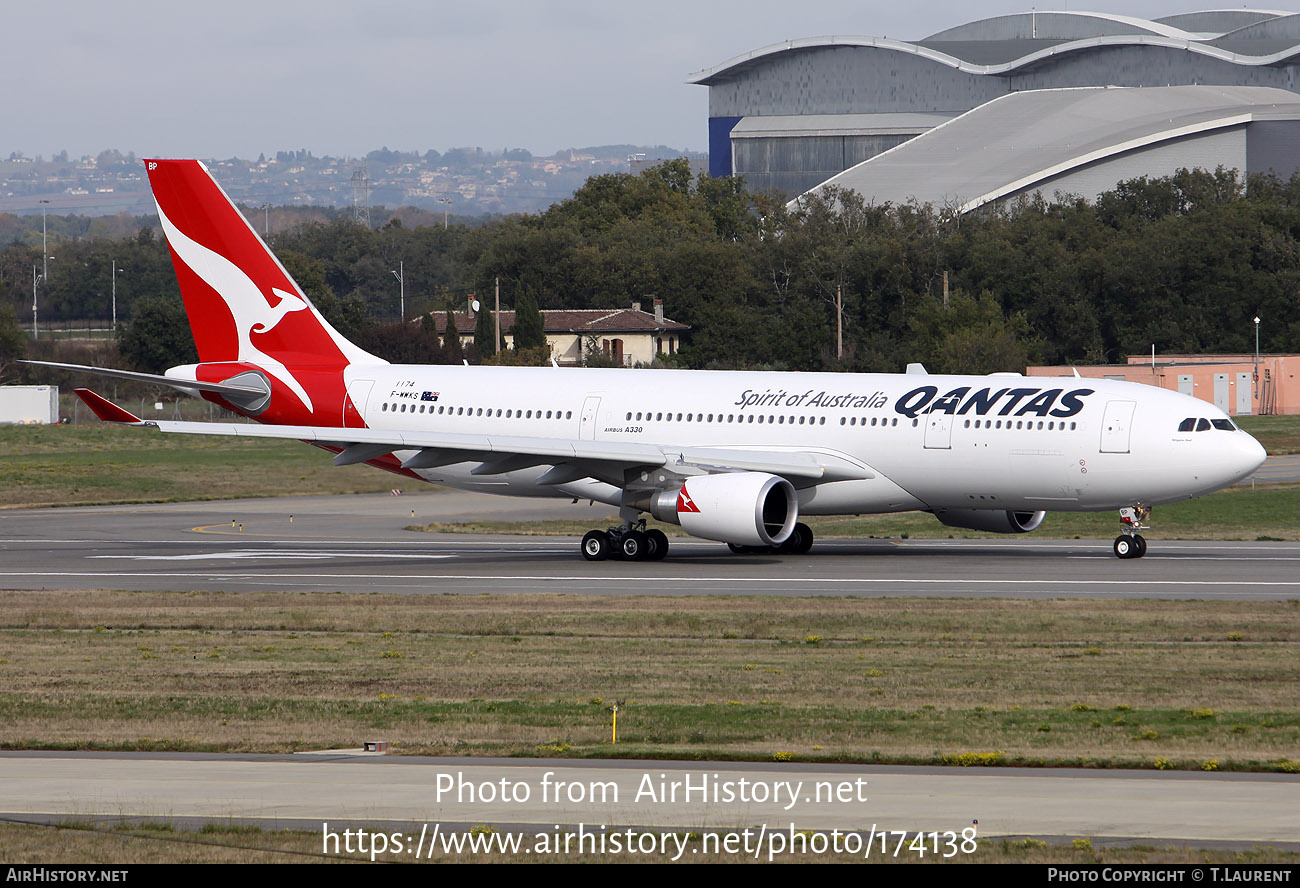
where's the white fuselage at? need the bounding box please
[340,364,1266,517]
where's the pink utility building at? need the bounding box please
[1028,355,1299,416]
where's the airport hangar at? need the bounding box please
[689,9,1300,210]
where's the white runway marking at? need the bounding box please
[90,551,456,561]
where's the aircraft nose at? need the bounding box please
[1230,431,1268,483]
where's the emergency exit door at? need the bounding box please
[1100,400,1136,453]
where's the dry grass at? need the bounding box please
[0,425,404,508]
[1,591,1296,769]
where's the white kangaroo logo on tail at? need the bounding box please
[156,205,315,412]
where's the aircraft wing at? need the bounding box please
[73,389,872,486]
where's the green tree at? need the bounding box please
[118,295,199,373]
[511,292,545,351]
[473,301,495,358]
[0,301,26,374]
[442,309,464,364]
[908,289,1039,374]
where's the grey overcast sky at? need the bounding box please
[9,1,1293,159]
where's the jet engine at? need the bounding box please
[933,509,1046,534]
[644,472,798,547]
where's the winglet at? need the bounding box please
[74,388,146,424]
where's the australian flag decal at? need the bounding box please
[421,391,440,402]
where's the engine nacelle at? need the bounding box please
[933,508,1046,534]
[646,472,798,547]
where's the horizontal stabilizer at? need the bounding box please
[22,361,268,397]
[73,389,145,424]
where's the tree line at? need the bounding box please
[3,161,1298,384]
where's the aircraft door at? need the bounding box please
[923,410,953,449]
[579,396,601,440]
[345,379,374,428]
[1099,400,1136,453]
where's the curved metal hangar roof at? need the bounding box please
[795,85,1300,213]
[688,10,1300,85]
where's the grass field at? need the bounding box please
[1236,414,1300,454]
[2,591,1296,772]
[0,424,403,508]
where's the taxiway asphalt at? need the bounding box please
[0,488,1292,598]
[2,752,1296,848]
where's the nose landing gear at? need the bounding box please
[1114,505,1150,559]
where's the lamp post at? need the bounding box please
[31,265,39,340]
[391,261,405,322]
[437,197,451,230]
[112,260,125,331]
[1254,316,1261,402]
[39,199,50,282]
[260,204,271,238]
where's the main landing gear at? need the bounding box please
[727,523,815,556]
[581,519,669,562]
[1113,504,1150,559]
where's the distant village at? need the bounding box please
[0,146,706,219]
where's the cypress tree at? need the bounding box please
[474,299,495,357]
[512,292,545,351]
[442,309,465,364]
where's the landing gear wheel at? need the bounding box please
[781,522,814,555]
[646,529,669,561]
[1116,504,1152,559]
[582,530,611,561]
[728,543,755,555]
[621,530,649,561]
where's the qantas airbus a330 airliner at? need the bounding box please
[33,159,1267,560]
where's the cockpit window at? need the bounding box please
[1196,418,1212,432]
[1212,419,1236,431]
[1178,418,1195,432]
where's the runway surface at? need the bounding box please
[2,488,1297,598]
[3,752,1296,847]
